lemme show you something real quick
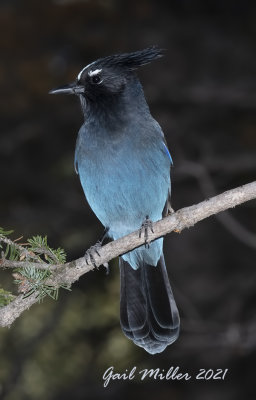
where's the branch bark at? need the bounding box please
[0,181,256,328]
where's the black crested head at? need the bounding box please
[56,46,163,103]
[49,47,165,119]
[50,47,164,96]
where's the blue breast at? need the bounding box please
[75,119,171,268]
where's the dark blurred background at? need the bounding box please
[0,0,256,399]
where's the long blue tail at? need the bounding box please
[119,253,180,354]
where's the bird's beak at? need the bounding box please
[49,82,84,95]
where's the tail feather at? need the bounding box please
[119,254,180,354]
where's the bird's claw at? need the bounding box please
[139,215,154,248]
[84,241,102,268]
[103,262,110,275]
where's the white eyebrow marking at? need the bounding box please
[88,68,102,77]
[77,61,96,81]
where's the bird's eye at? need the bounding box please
[91,75,102,84]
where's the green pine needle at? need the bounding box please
[0,227,14,236]
[14,266,71,302]
[0,288,16,307]
[27,235,67,264]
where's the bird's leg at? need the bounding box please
[139,215,154,248]
[100,226,110,244]
[168,206,175,215]
[100,227,110,274]
[84,227,110,270]
[167,207,180,232]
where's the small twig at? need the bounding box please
[30,247,59,263]
[13,236,24,243]
[0,259,52,271]
[0,235,41,262]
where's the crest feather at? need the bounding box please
[96,46,165,70]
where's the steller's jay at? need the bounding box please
[50,47,180,354]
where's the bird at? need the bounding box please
[49,47,180,354]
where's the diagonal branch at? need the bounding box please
[0,180,256,328]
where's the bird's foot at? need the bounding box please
[84,241,102,268]
[139,215,154,248]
